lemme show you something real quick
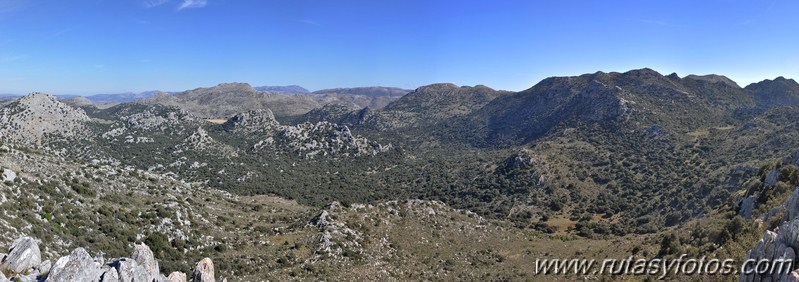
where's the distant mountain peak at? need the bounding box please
[312,86,410,97]
[685,74,741,88]
[204,82,256,92]
[254,85,310,94]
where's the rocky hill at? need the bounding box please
[0,93,90,147]
[745,76,799,110]
[465,68,756,146]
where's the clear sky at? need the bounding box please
[0,0,797,94]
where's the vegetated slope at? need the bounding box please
[1,142,626,281]
[465,68,755,147]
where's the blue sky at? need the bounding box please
[0,0,796,94]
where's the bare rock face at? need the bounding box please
[765,168,780,188]
[167,271,187,282]
[742,187,799,281]
[131,243,159,278]
[190,258,215,282]
[46,248,100,282]
[0,237,41,274]
[223,109,279,134]
[113,258,151,282]
[1,168,16,182]
[99,266,120,282]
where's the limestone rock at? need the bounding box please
[37,260,51,276]
[1,168,15,182]
[191,258,215,282]
[131,243,159,278]
[764,168,779,187]
[223,109,279,134]
[46,248,100,282]
[99,266,119,282]
[787,187,799,222]
[167,271,187,282]
[0,237,41,274]
[739,194,757,219]
[113,258,151,282]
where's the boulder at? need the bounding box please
[0,272,7,282]
[190,258,215,282]
[1,168,15,182]
[113,258,151,282]
[131,243,159,278]
[167,272,187,282]
[37,259,52,276]
[0,237,41,274]
[46,248,100,282]
[764,168,779,187]
[98,266,119,282]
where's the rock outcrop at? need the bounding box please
[741,187,799,281]
[0,237,41,274]
[190,258,214,282]
[0,236,220,282]
[222,109,279,134]
[278,121,391,158]
[47,248,99,282]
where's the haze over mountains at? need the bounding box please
[2,68,799,280]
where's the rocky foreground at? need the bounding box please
[741,165,799,282]
[0,237,224,282]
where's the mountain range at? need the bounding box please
[1,68,799,280]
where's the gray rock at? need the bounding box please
[786,188,799,221]
[167,272,187,282]
[190,258,214,282]
[98,266,119,282]
[131,243,159,278]
[46,248,100,282]
[37,259,52,275]
[0,272,7,282]
[765,168,779,187]
[1,168,15,182]
[12,274,37,282]
[739,194,757,219]
[113,258,151,282]
[0,237,41,274]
